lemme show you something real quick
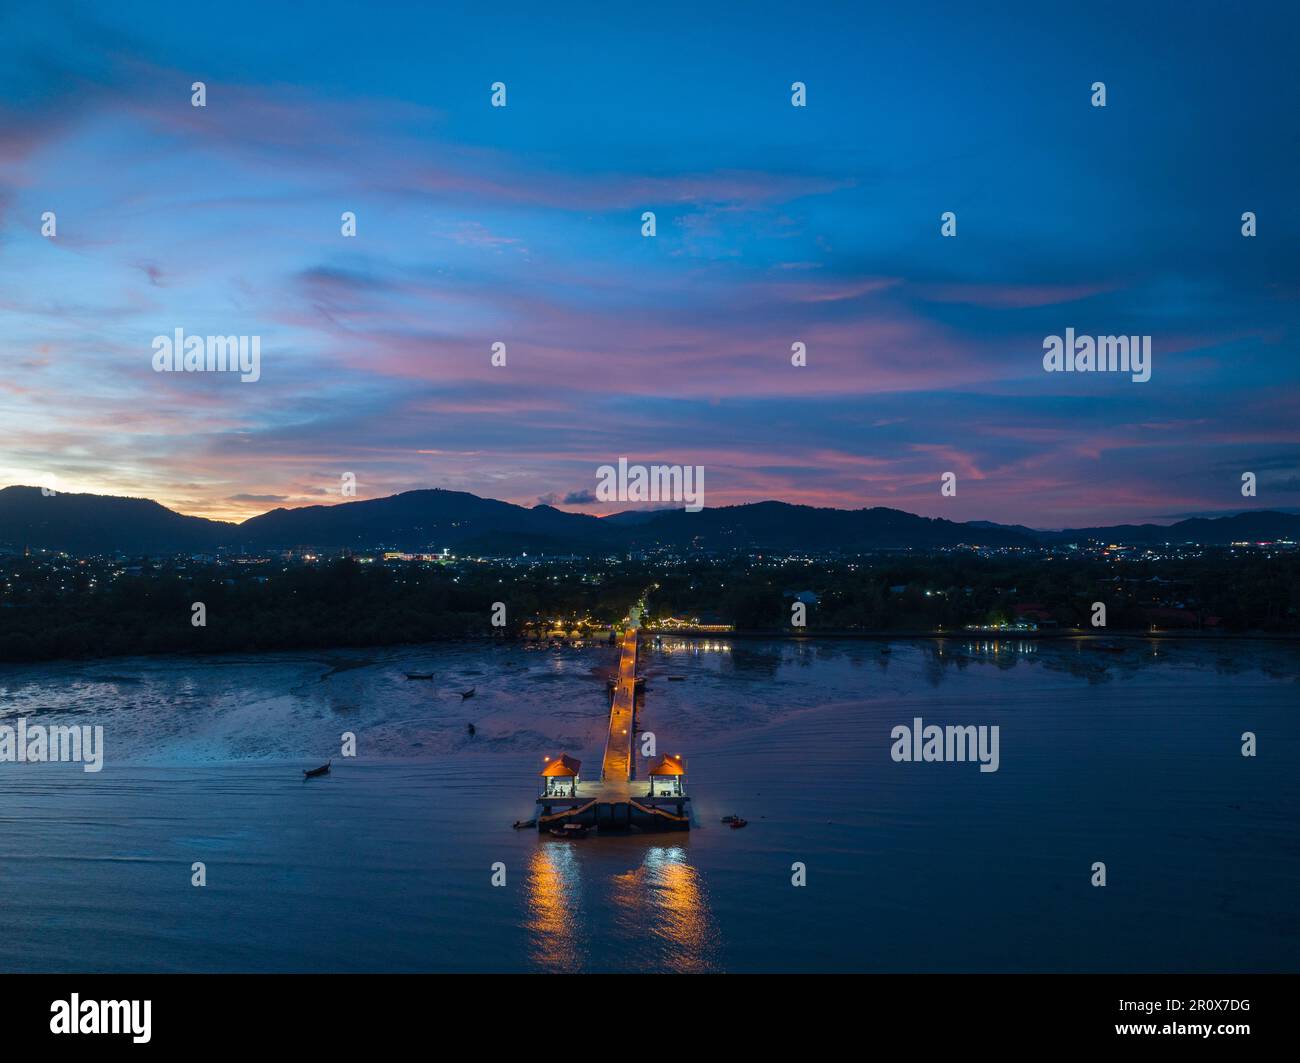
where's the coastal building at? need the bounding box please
[652,612,733,632]
[964,619,1038,632]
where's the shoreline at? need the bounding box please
[658,627,1300,642]
[2,627,1298,668]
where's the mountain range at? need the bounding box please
[1,485,1297,556]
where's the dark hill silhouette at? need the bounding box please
[1035,511,1300,546]
[0,486,232,554]
[2,484,1297,555]
[234,489,615,554]
[620,501,1035,550]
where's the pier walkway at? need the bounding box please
[598,625,639,798]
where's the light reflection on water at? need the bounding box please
[612,845,721,972]
[524,845,587,971]
[525,841,720,972]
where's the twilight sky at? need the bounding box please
[1,0,1297,527]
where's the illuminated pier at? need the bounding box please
[536,621,690,832]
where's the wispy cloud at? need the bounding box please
[1,1,1297,526]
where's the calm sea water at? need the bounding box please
[0,637,1296,972]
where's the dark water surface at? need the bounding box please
[1,637,1296,972]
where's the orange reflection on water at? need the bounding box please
[612,845,720,971]
[524,845,585,971]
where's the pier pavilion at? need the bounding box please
[540,754,581,798]
[647,754,687,797]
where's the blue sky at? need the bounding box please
[1,0,1296,526]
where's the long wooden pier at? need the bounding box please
[597,626,639,798]
[535,613,689,832]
